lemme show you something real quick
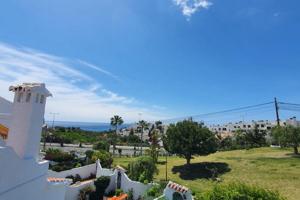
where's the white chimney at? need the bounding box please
[6,83,52,160]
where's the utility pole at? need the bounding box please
[50,112,59,129]
[274,98,280,126]
[165,151,168,181]
[49,112,59,146]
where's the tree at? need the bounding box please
[93,140,110,152]
[147,130,160,163]
[163,120,218,166]
[118,148,122,157]
[272,125,300,154]
[245,124,267,147]
[137,120,149,155]
[110,115,124,156]
[91,150,113,168]
[128,156,158,183]
[93,176,110,199]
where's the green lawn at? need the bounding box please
[113,147,300,200]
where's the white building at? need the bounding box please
[0,96,12,139]
[209,118,300,138]
[0,83,70,200]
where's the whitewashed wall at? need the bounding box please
[48,163,96,179]
[0,114,11,128]
[120,172,153,200]
[96,161,153,200]
[65,180,94,200]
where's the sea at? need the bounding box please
[45,121,130,132]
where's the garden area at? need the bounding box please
[113,147,300,200]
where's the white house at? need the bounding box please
[0,96,12,139]
[0,83,70,200]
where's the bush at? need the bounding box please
[201,182,286,200]
[85,150,94,159]
[45,148,74,162]
[93,141,110,152]
[127,189,134,200]
[146,181,167,198]
[93,176,111,199]
[79,185,95,200]
[128,156,158,183]
[115,189,124,196]
[91,150,113,168]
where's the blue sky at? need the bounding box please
[0,0,300,123]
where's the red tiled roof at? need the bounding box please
[167,182,188,193]
[47,177,67,183]
[0,124,8,139]
[107,194,128,200]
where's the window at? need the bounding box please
[26,93,31,102]
[17,93,23,102]
[35,94,40,103]
[40,95,45,104]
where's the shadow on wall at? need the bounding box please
[172,162,231,180]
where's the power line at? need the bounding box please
[162,102,274,123]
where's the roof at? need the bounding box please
[0,124,8,139]
[9,83,52,97]
[47,177,71,185]
[167,181,189,194]
[107,194,128,200]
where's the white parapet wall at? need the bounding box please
[96,160,153,200]
[48,163,97,179]
[120,172,153,200]
[65,180,94,200]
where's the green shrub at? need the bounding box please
[93,176,110,199]
[91,150,113,168]
[45,148,74,162]
[79,185,95,200]
[201,182,286,200]
[146,181,167,198]
[127,189,134,200]
[115,189,124,196]
[93,141,110,152]
[128,156,158,183]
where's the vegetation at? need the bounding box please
[45,148,74,162]
[91,150,113,168]
[44,148,88,172]
[200,182,286,200]
[163,120,218,165]
[44,126,110,146]
[145,181,168,199]
[137,120,149,155]
[128,156,158,183]
[110,115,124,156]
[89,176,111,200]
[93,140,110,152]
[79,185,95,200]
[146,121,164,163]
[127,189,134,200]
[146,130,160,163]
[272,126,300,154]
[114,148,300,200]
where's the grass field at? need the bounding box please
[113,147,300,200]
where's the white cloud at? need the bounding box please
[0,42,168,122]
[77,60,120,81]
[173,0,212,19]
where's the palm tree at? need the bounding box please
[110,115,124,156]
[137,120,148,155]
